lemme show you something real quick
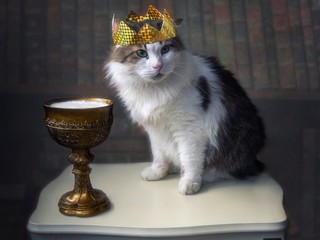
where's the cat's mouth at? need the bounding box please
[151,73,164,81]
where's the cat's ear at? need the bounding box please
[174,18,183,26]
[112,14,120,34]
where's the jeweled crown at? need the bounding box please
[112,5,176,46]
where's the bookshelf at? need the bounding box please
[1,2,320,240]
[1,0,319,100]
[1,83,319,101]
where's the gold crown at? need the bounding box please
[112,5,176,46]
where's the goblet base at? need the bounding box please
[58,189,110,217]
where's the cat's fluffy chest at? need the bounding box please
[130,85,198,126]
[131,98,168,125]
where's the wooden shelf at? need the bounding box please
[0,83,116,98]
[247,89,320,101]
[1,83,320,101]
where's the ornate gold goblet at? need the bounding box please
[43,97,113,217]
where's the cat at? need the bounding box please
[105,20,265,195]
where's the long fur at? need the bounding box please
[105,38,265,195]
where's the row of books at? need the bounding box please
[173,0,320,90]
[1,0,319,91]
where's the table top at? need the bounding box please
[28,163,287,237]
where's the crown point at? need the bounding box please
[126,11,144,22]
[112,5,177,46]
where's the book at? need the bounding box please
[93,0,111,86]
[187,0,204,54]
[7,0,23,84]
[287,0,309,90]
[261,0,280,89]
[24,0,47,84]
[310,1,320,90]
[213,0,236,74]
[47,0,61,84]
[0,0,7,83]
[202,0,216,56]
[231,0,252,89]
[77,0,94,86]
[60,0,77,85]
[300,0,319,90]
[271,0,296,89]
[245,0,269,89]
[172,0,190,49]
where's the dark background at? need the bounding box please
[1,0,320,239]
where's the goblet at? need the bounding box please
[43,97,113,217]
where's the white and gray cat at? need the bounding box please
[105,21,265,195]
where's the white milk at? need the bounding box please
[50,100,109,109]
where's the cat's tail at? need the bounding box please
[230,159,265,179]
[255,159,265,173]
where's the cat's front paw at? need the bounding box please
[141,166,166,181]
[178,177,202,195]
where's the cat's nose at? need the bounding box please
[153,63,162,71]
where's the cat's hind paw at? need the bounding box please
[141,166,167,181]
[178,177,202,195]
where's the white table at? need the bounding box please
[27,163,287,240]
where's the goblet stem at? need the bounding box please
[72,163,93,195]
[69,149,94,194]
[58,149,110,217]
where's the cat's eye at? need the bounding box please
[161,45,170,55]
[136,49,148,58]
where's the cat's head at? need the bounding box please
[108,37,184,83]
